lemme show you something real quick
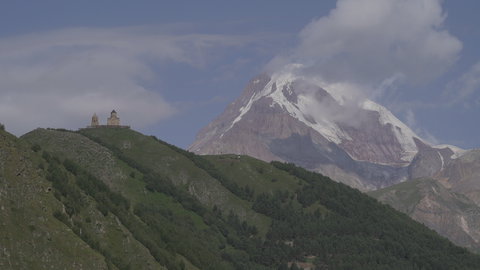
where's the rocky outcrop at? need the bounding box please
[408,139,455,179]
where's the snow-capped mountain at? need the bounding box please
[189,70,460,190]
[190,67,480,252]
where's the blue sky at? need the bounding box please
[1,0,480,149]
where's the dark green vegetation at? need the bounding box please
[1,127,480,269]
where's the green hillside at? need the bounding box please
[0,127,478,269]
[0,129,112,269]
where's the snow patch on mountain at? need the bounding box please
[437,151,445,170]
[225,95,256,134]
[224,71,352,143]
[221,69,423,162]
[362,100,419,162]
[266,72,353,143]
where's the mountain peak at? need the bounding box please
[190,72,428,190]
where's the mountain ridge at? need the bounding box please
[2,126,480,268]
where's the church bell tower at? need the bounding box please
[91,113,99,127]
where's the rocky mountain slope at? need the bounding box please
[2,126,480,269]
[370,178,480,252]
[190,71,462,191]
[189,70,480,254]
[371,146,480,253]
[437,149,480,205]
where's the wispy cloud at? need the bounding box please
[444,61,480,106]
[0,26,268,135]
[403,109,440,145]
[387,60,480,114]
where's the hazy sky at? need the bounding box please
[1,0,480,149]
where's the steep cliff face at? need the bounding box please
[190,71,423,190]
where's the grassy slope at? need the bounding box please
[369,178,426,214]
[18,127,480,269]
[22,128,213,269]
[205,154,303,195]
[76,128,271,235]
[24,128,265,269]
[204,155,329,214]
[0,130,112,269]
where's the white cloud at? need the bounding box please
[0,27,257,135]
[444,61,480,105]
[403,109,439,145]
[268,0,462,93]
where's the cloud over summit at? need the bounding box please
[270,0,462,90]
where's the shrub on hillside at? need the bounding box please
[31,144,42,152]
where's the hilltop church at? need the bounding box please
[87,110,130,129]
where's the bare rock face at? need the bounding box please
[370,179,480,252]
[370,145,480,253]
[190,72,421,190]
[436,149,480,206]
[408,139,455,180]
[338,118,407,165]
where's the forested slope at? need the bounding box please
[1,127,477,269]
